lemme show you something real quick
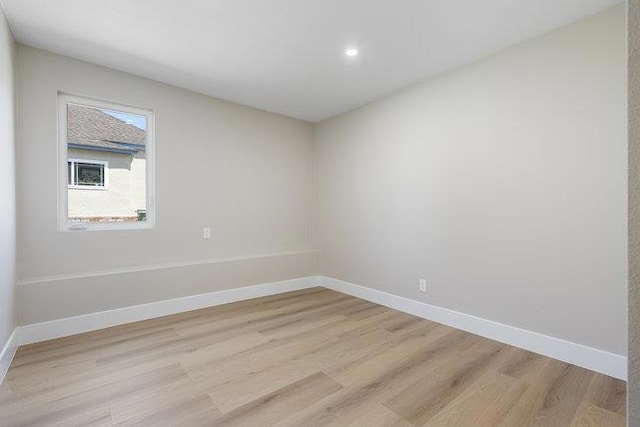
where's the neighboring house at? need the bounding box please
[67,104,147,221]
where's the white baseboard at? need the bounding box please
[18,276,321,346]
[0,329,18,386]
[321,276,627,380]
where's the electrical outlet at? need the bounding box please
[419,279,427,293]
[203,227,211,239]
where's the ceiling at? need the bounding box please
[0,0,624,122]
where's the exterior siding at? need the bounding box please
[67,148,146,219]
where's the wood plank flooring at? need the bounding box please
[0,287,626,426]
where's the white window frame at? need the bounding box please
[68,158,109,190]
[58,93,156,231]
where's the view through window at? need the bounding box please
[59,95,154,229]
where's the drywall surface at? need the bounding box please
[629,0,639,422]
[0,7,16,350]
[16,45,316,324]
[314,6,627,355]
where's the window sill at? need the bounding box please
[68,185,108,190]
[60,221,154,232]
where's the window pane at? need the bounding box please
[76,163,104,186]
[67,103,148,224]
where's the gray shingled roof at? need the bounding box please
[67,104,147,154]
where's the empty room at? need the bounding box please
[0,0,638,426]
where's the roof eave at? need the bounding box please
[68,144,138,155]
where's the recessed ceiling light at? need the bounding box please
[345,48,359,57]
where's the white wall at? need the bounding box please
[314,6,627,355]
[16,45,316,324]
[629,0,640,421]
[0,7,16,350]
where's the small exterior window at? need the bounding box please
[68,159,108,189]
[58,93,155,231]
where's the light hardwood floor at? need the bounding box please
[0,288,626,426]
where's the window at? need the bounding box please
[58,93,155,231]
[68,159,108,189]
